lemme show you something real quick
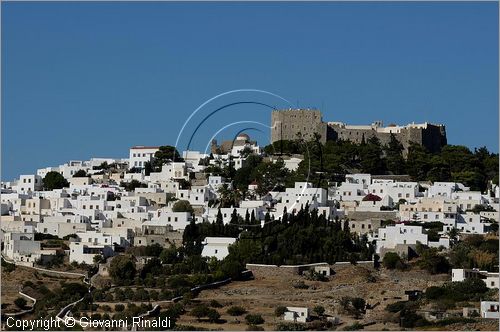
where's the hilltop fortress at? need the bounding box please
[271,109,447,154]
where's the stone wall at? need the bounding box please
[346,210,398,221]
[246,261,373,279]
[328,123,446,154]
[271,109,327,144]
[270,109,447,154]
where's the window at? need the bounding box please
[215,249,218,254]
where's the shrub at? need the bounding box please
[191,305,210,320]
[14,297,27,309]
[425,286,445,300]
[101,305,111,311]
[292,280,309,289]
[245,314,265,325]
[425,279,488,305]
[313,305,325,316]
[276,322,307,331]
[340,297,366,318]
[385,301,407,313]
[1,258,16,272]
[115,304,125,312]
[23,281,35,288]
[400,311,428,328]
[207,309,221,322]
[227,306,247,316]
[343,322,364,331]
[109,255,136,285]
[418,248,450,274]
[275,305,287,317]
[210,299,223,308]
[382,252,403,269]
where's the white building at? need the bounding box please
[284,307,310,323]
[368,180,419,204]
[129,146,160,169]
[452,269,499,289]
[2,231,42,265]
[278,182,327,213]
[201,237,236,260]
[427,182,467,198]
[144,211,192,232]
[69,241,114,265]
[375,224,428,254]
[330,174,370,202]
[480,301,499,319]
[15,175,43,194]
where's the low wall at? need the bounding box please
[246,261,374,279]
[347,211,398,221]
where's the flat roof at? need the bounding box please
[130,146,160,150]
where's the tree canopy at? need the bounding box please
[43,171,69,190]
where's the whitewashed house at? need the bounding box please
[480,301,499,319]
[452,269,499,289]
[201,237,236,260]
[284,307,310,323]
[129,146,160,169]
[375,224,428,254]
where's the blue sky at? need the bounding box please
[2,2,498,180]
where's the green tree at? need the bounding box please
[313,305,325,316]
[418,248,450,274]
[120,179,147,191]
[382,252,403,269]
[43,171,69,190]
[227,306,247,316]
[172,200,194,213]
[73,169,88,178]
[190,305,210,321]
[385,134,406,174]
[109,255,136,285]
[152,146,181,170]
[406,144,430,181]
[245,314,265,325]
[275,306,287,317]
[14,297,27,309]
[207,308,221,322]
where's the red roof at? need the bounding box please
[362,193,382,202]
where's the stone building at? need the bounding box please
[270,109,447,154]
[271,109,328,144]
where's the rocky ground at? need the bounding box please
[175,264,456,331]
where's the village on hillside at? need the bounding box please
[1,109,499,331]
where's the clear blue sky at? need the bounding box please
[2,2,498,181]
